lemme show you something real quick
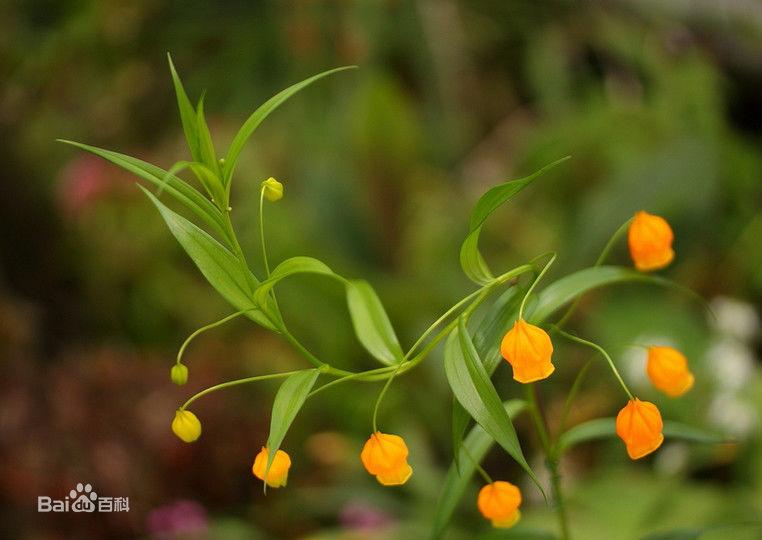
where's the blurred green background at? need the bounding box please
[1,1,761,539]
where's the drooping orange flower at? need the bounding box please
[615,398,664,459]
[252,447,292,488]
[360,432,412,486]
[646,346,694,397]
[628,211,675,272]
[477,481,522,529]
[500,319,555,383]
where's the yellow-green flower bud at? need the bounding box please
[172,409,201,443]
[170,364,188,386]
[261,177,284,202]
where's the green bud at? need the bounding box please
[261,177,284,202]
[171,363,188,386]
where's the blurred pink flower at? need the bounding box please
[146,499,209,539]
[57,154,115,217]
[339,502,393,532]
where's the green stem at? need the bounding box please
[181,370,301,409]
[556,359,593,441]
[555,218,631,329]
[525,384,551,454]
[461,444,493,484]
[372,363,403,432]
[519,253,556,320]
[259,187,270,277]
[223,210,259,294]
[405,264,534,361]
[281,329,354,377]
[554,327,634,400]
[549,459,572,540]
[594,217,633,267]
[405,289,484,361]
[307,365,398,398]
[526,384,571,540]
[176,309,253,365]
[391,285,494,377]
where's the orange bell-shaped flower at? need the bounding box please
[477,481,522,529]
[615,398,664,459]
[646,346,694,397]
[252,447,292,488]
[360,432,413,486]
[500,319,555,383]
[628,211,675,272]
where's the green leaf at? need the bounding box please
[556,417,724,454]
[139,186,276,331]
[451,287,525,466]
[480,529,559,540]
[639,525,762,540]
[459,233,494,285]
[254,256,343,314]
[188,161,225,208]
[444,319,539,488]
[346,280,404,366]
[459,157,570,285]
[223,66,357,184]
[430,399,527,540]
[195,96,221,178]
[639,529,705,540]
[58,140,228,241]
[473,286,526,374]
[640,520,762,540]
[662,421,726,444]
[528,266,688,324]
[451,397,470,472]
[265,369,321,487]
[555,418,615,452]
[167,53,201,162]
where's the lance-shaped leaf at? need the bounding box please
[556,417,725,454]
[430,399,528,540]
[459,156,570,285]
[224,66,357,184]
[195,96,222,178]
[168,53,201,162]
[527,265,695,323]
[451,286,525,467]
[139,186,276,331]
[264,369,321,487]
[639,528,709,540]
[444,318,539,489]
[58,141,228,241]
[188,161,225,209]
[346,280,404,366]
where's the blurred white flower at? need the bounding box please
[708,392,758,438]
[709,296,760,341]
[655,442,689,476]
[706,338,756,391]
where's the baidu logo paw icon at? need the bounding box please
[70,483,97,512]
